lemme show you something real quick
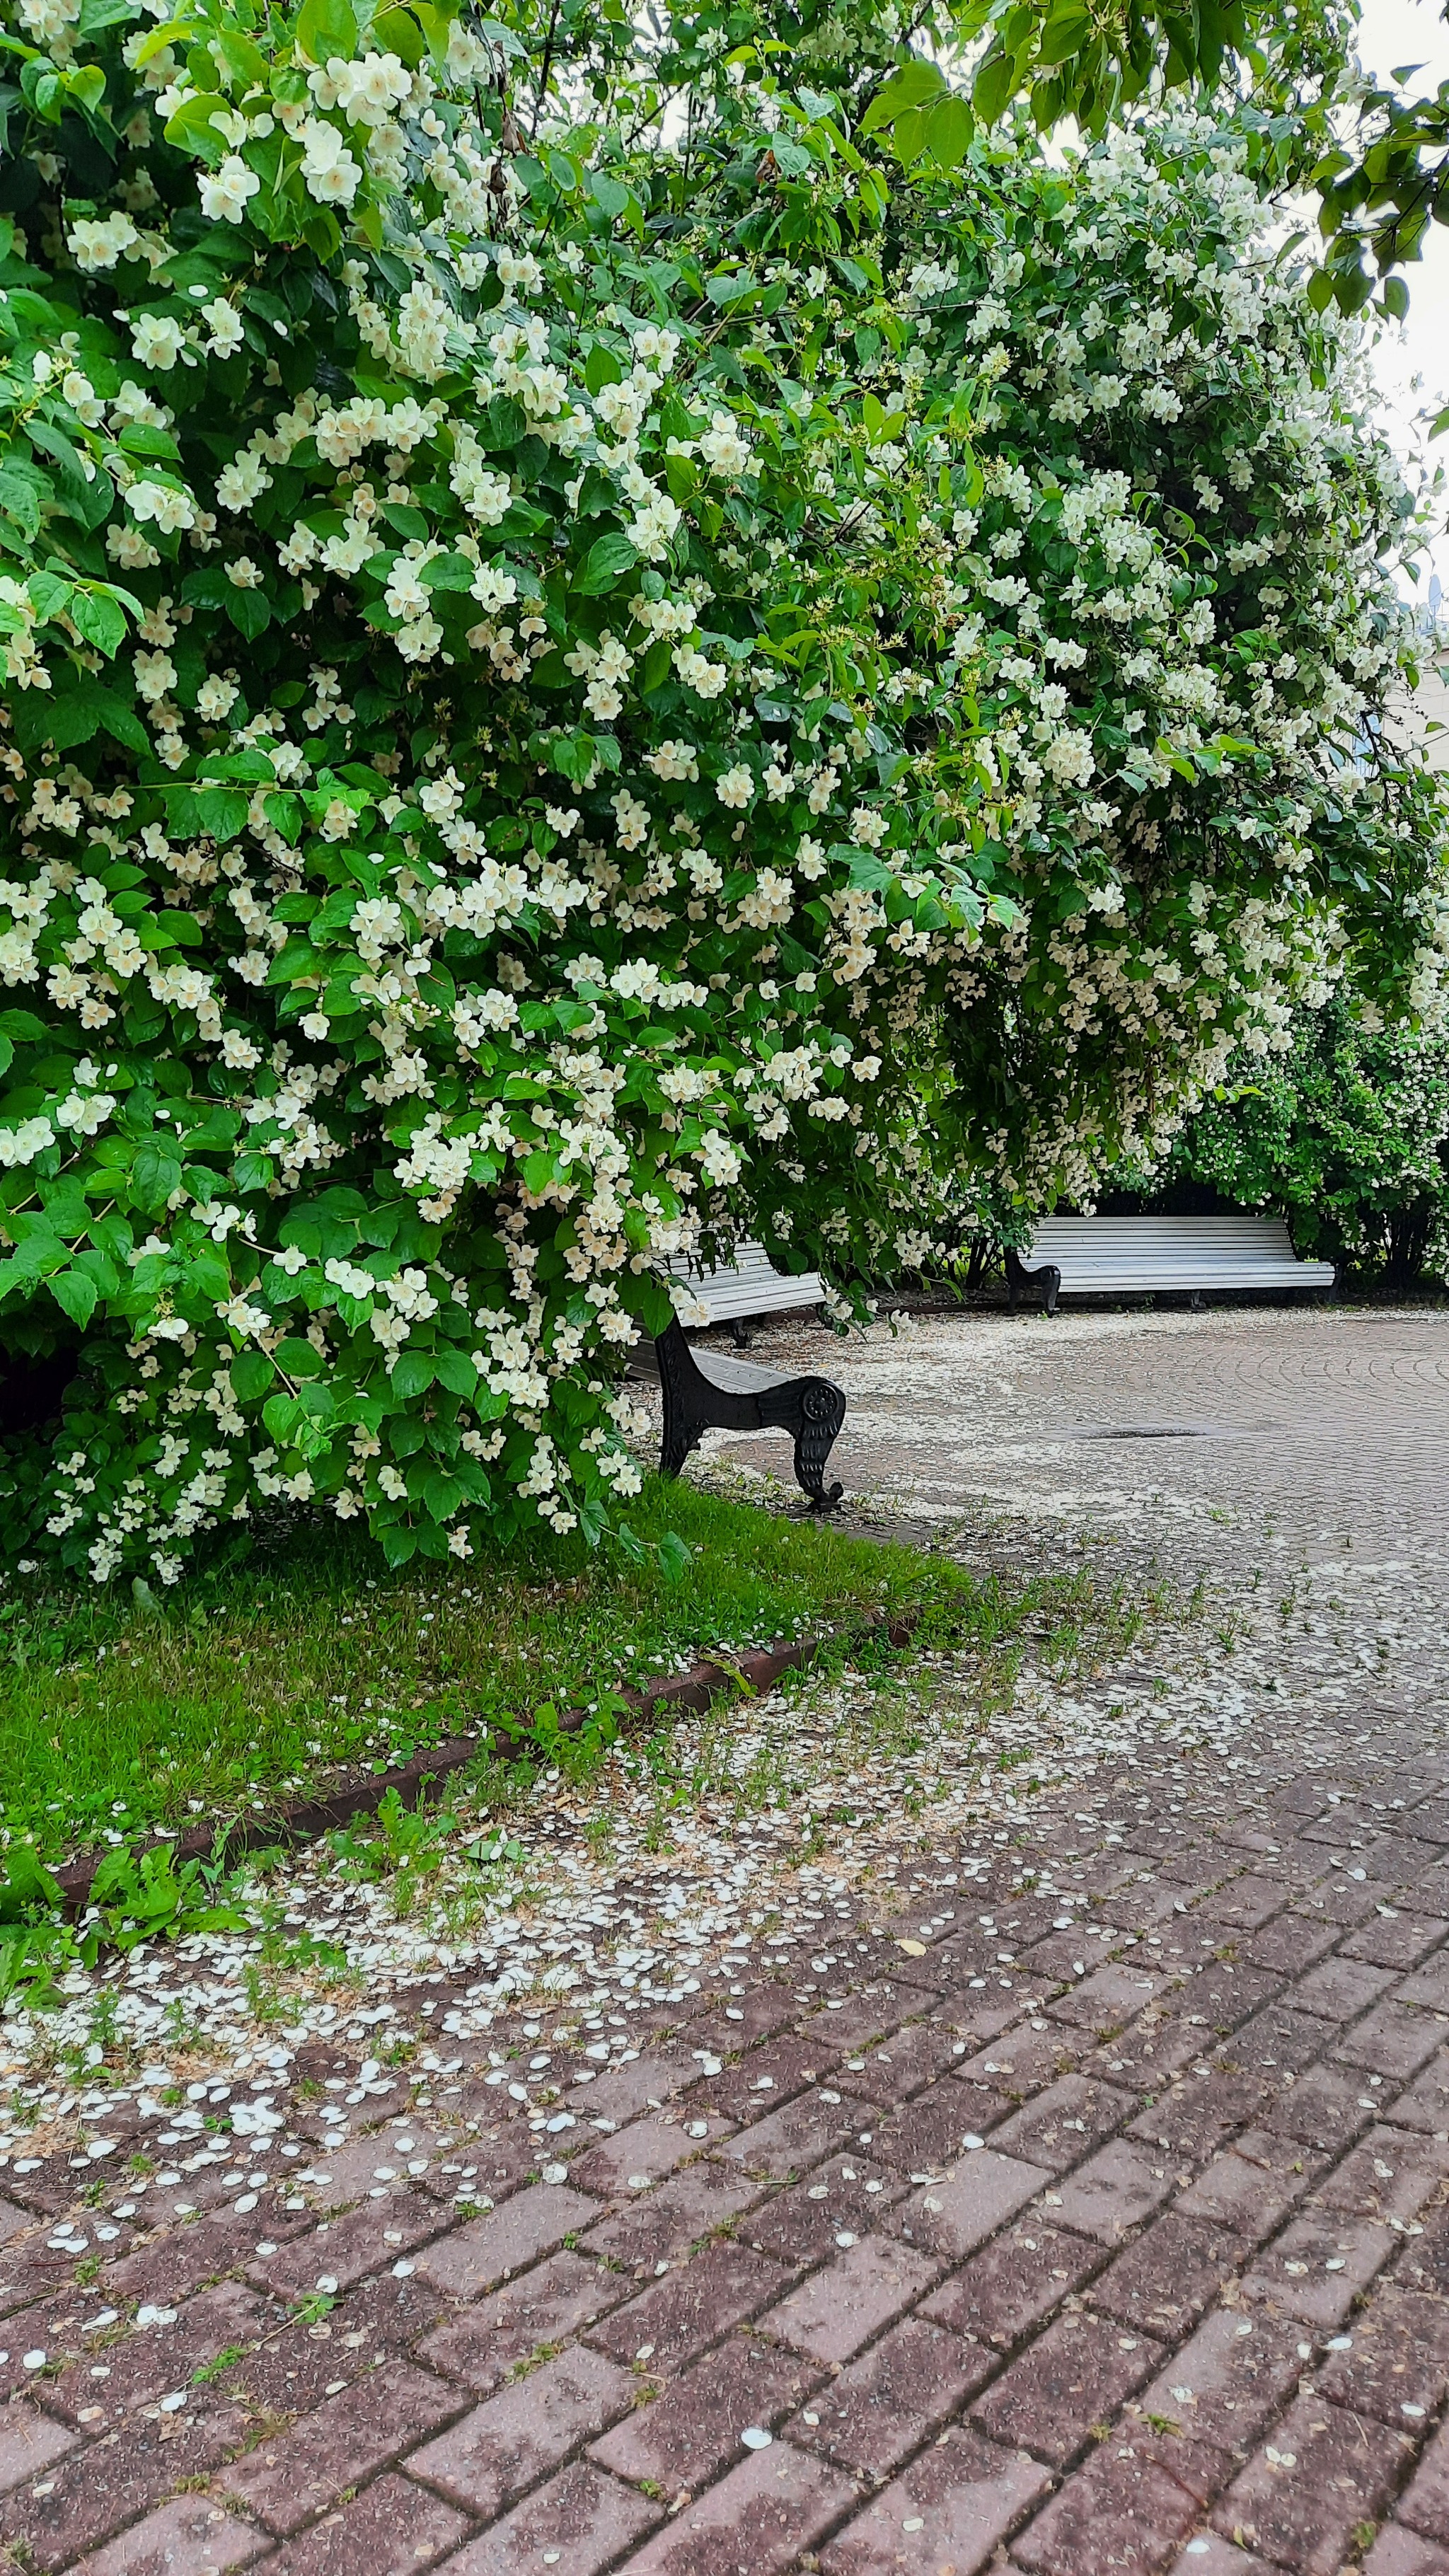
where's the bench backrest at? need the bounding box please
[1024,1215,1334,1288]
[666,1237,825,1322]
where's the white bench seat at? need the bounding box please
[1012,1216,1334,1311]
[666,1237,824,1329]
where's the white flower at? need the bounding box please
[716,766,753,809]
[130,313,186,371]
[698,410,754,477]
[300,118,362,208]
[226,558,265,590]
[324,51,411,127]
[127,480,197,534]
[200,298,246,359]
[198,155,261,224]
[67,211,139,272]
[628,492,682,562]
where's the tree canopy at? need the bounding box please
[0,0,1443,1583]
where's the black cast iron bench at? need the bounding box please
[633,1319,846,1511]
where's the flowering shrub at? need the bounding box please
[0,0,1443,1580]
[1161,1003,1449,1286]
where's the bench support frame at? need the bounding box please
[654,1319,846,1511]
[1005,1245,1062,1317]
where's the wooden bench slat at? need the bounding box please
[666,1237,824,1323]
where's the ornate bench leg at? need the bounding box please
[654,1322,710,1478]
[793,1381,845,1512]
[1041,1262,1061,1318]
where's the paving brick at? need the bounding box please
[1010,2430,1228,2576]
[833,2021,965,2098]
[1241,2211,1396,2326]
[1211,2396,1413,2575]
[1337,2001,1444,2081]
[1314,2122,1449,2224]
[990,2076,1136,2174]
[250,2196,443,2301]
[713,2094,858,2180]
[0,2401,247,2571]
[1092,2215,1252,2340]
[787,2315,988,2476]
[688,1986,801,2054]
[580,2155,762,2272]
[1395,2188,1449,2290]
[1049,1963,1170,2032]
[1164,2537,1274,2573]
[404,2345,635,2518]
[922,2218,1100,2346]
[222,2358,459,2534]
[69,2498,267,2576]
[0,2399,76,2496]
[742,2152,906,2267]
[1174,2133,1316,2243]
[614,2438,855,2573]
[1196,1876,1287,1932]
[1297,1874,1397,1927]
[1316,2283,1449,2426]
[565,2052,699,2124]
[569,2114,729,2199]
[1346,1914,1449,1970]
[869,2077,1011,2174]
[762,2234,940,2365]
[1181,1965,1288,2038]
[415,2248,631,2392]
[1220,2004,1338,2080]
[1133,2309,1307,2451]
[46,2281,273,2428]
[1399,2415,1449,2544]
[258,2472,468,2576]
[588,2238,787,2371]
[1259,2063,1377,2152]
[1053,2139,1177,2244]
[970,2308,1164,2466]
[590,2337,820,2494]
[819,2425,1049,2576]
[410,2181,598,2299]
[887,2147,1051,2260]
[1362,2529,1449,2576]
[1385,2047,1449,2135]
[959,2026,1083,2096]
[1241,1918,1339,1977]
[1129,2072,1273,2162]
[1290,1956,1399,2020]
[434,2461,659,2575]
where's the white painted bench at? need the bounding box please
[1008,1217,1336,1315]
[666,1237,826,1339]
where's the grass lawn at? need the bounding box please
[0,1480,1024,1864]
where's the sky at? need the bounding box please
[1356,0,1449,601]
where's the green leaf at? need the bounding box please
[68,588,128,657]
[858,57,947,135]
[49,1267,98,1328]
[163,91,232,166]
[295,0,357,64]
[231,1348,275,1401]
[924,93,974,165]
[130,1141,183,1212]
[575,530,638,593]
[433,1345,478,1397]
[391,1349,435,1398]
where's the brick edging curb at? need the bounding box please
[52,1610,916,1919]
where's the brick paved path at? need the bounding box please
[7,1305,1449,2575]
[11,1735,1449,2575]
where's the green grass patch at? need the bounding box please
[0,1479,985,1864]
